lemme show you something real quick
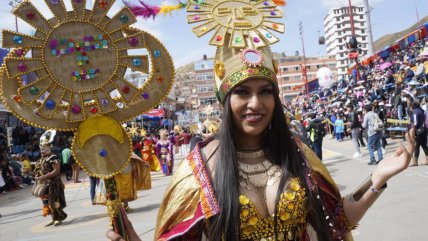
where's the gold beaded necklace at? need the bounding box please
[237,149,281,216]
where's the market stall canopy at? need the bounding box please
[142,108,165,120]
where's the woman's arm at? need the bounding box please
[343,129,415,226]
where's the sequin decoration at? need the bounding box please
[156,75,164,83]
[15,49,24,57]
[132,58,141,66]
[45,100,56,110]
[50,0,59,4]
[216,36,222,41]
[13,36,23,44]
[153,50,161,57]
[13,95,23,103]
[265,33,272,38]
[29,86,39,95]
[142,92,149,99]
[99,0,108,8]
[90,107,98,113]
[71,105,82,114]
[26,12,36,20]
[120,14,129,23]
[99,149,108,157]
[101,99,109,106]
[128,37,139,47]
[121,85,130,94]
[17,63,27,72]
[116,102,124,108]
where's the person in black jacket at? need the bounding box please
[347,104,364,158]
[409,100,428,166]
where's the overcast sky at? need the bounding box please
[0,0,427,67]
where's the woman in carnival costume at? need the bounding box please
[156,129,174,175]
[107,1,415,240]
[142,134,161,172]
[34,130,67,226]
[114,153,152,211]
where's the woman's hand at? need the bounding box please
[105,213,141,241]
[372,129,416,188]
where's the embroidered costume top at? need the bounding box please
[239,178,308,241]
[154,138,354,241]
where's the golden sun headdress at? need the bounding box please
[0,0,174,179]
[186,0,286,102]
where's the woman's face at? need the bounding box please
[230,78,275,143]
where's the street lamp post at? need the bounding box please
[299,21,309,95]
[347,0,361,82]
[8,0,22,32]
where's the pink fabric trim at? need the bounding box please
[159,203,205,241]
[187,144,219,218]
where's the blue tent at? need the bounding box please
[0,48,9,65]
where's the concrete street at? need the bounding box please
[1,136,427,241]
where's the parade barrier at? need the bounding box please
[386,119,410,139]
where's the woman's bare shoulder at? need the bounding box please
[203,139,219,172]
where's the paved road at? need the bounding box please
[1,137,427,241]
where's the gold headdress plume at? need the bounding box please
[186,0,286,102]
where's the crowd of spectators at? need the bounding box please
[286,36,428,163]
[0,125,73,195]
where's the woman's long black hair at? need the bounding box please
[206,84,332,241]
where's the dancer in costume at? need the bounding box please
[107,1,416,241]
[34,130,67,226]
[142,135,161,172]
[114,153,152,211]
[156,130,173,175]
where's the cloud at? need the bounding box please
[320,0,385,9]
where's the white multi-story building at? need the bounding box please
[324,5,369,79]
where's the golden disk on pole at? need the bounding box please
[0,0,175,177]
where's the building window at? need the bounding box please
[336,17,340,21]
[294,75,301,81]
[197,84,214,93]
[339,46,343,50]
[337,24,340,29]
[282,76,290,81]
[195,72,214,81]
[362,36,366,41]
[361,22,364,26]
[282,67,288,72]
[282,86,291,91]
[295,66,299,71]
[360,15,363,19]
[199,97,217,105]
[361,29,365,33]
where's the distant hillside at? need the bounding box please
[176,62,194,74]
[374,15,428,51]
